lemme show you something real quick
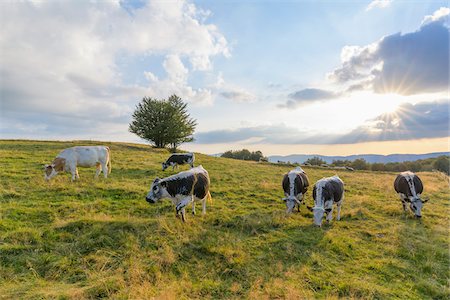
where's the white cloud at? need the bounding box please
[328,8,449,95]
[366,0,392,12]
[0,0,228,137]
[422,7,450,26]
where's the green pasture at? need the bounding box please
[0,140,448,299]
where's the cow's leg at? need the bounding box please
[71,169,77,181]
[181,207,186,222]
[336,201,342,221]
[176,196,193,222]
[101,162,108,178]
[202,197,206,215]
[75,168,80,180]
[192,200,196,215]
[95,163,101,178]
[399,194,408,212]
[326,208,333,223]
[402,200,408,212]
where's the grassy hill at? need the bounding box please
[1,140,449,299]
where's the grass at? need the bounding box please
[0,139,449,299]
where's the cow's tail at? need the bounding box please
[106,146,112,174]
[206,191,213,204]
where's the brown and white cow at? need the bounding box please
[394,171,427,218]
[282,166,309,213]
[145,165,211,222]
[44,146,111,181]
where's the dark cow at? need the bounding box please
[307,175,344,226]
[162,153,195,171]
[282,167,309,213]
[145,165,211,222]
[394,171,427,218]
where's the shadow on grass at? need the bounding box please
[166,213,326,298]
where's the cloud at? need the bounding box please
[195,99,449,144]
[280,88,341,108]
[329,7,449,95]
[213,73,256,103]
[219,91,256,103]
[422,7,450,26]
[339,99,449,143]
[0,0,228,138]
[366,0,392,12]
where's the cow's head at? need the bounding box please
[307,206,325,226]
[44,158,65,181]
[409,196,428,218]
[161,162,169,171]
[283,195,301,214]
[146,178,167,203]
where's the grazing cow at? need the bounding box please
[146,165,211,222]
[44,146,111,181]
[394,171,427,218]
[282,167,309,213]
[162,153,195,171]
[307,176,344,226]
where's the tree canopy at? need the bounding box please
[129,95,197,150]
[221,149,267,162]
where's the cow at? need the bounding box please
[162,153,195,171]
[145,165,211,222]
[307,175,344,226]
[282,166,309,213]
[394,171,427,218]
[44,146,111,181]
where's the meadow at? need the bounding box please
[0,140,449,299]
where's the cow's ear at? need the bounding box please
[282,197,287,201]
[307,205,314,212]
[421,198,429,203]
[153,177,160,183]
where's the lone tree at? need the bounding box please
[129,95,197,150]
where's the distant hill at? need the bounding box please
[269,152,448,164]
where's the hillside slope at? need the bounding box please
[1,140,449,299]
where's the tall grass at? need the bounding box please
[0,140,449,299]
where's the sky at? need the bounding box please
[0,0,449,156]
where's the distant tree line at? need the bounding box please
[221,149,268,162]
[302,155,449,174]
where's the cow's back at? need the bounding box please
[59,146,108,167]
[165,166,210,199]
[313,176,343,203]
[394,173,423,196]
[328,178,344,202]
[283,170,309,195]
[193,172,210,199]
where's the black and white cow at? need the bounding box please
[307,175,344,226]
[145,165,211,222]
[394,171,427,218]
[162,153,195,171]
[282,166,309,213]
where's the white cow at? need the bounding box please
[44,146,111,181]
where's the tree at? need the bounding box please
[221,149,267,162]
[305,156,326,166]
[371,163,386,171]
[331,159,350,167]
[129,95,197,150]
[351,158,368,170]
[434,156,450,175]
